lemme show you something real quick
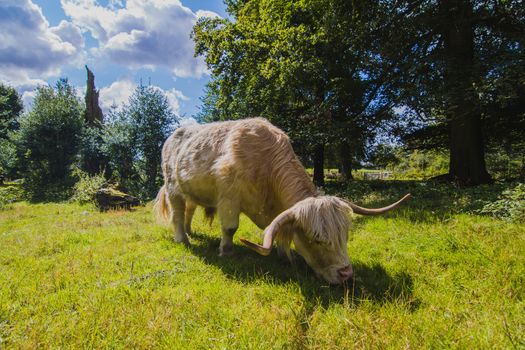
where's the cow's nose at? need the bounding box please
[338,265,353,281]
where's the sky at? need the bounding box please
[0,0,228,118]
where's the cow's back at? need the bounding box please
[162,118,300,223]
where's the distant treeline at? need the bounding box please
[0,78,177,201]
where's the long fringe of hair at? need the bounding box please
[275,196,352,259]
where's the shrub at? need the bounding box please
[0,185,25,209]
[70,169,106,205]
[480,183,525,222]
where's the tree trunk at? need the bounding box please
[339,141,353,181]
[84,66,103,126]
[313,144,325,187]
[441,0,491,185]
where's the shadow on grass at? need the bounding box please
[185,231,418,310]
[324,179,510,224]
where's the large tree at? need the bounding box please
[380,0,524,185]
[193,0,397,186]
[16,79,83,196]
[125,84,177,198]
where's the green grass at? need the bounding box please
[1,182,524,349]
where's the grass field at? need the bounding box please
[1,181,524,349]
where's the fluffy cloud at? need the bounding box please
[99,78,136,113]
[0,1,83,88]
[99,78,188,115]
[50,20,85,51]
[163,87,189,116]
[61,0,219,78]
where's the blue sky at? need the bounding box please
[0,0,228,118]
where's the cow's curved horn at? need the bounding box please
[240,210,293,256]
[345,193,411,216]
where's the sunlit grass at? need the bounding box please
[1,185,524,348]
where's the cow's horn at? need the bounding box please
[240,210,293,256]
[345,193,411,216]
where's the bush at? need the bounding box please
[70,169,106,205]
[480,183,525,222]
[388,149,449,180]
[0,185,25,209]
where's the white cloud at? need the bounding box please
[50,20,85,50]
[99,78,136,113]
[61,0,219,78]
[21,90,38,112]
[0,1,83,89]
[163,87,189,116]
[196,10,221,19]
[99,78,187,116]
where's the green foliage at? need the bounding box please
[367,146,449,180]
[1,182,524,348]
[0,83,23,140]
[388,149,449,180]
[122,84,177,200]
[0,138,17,182]
[193,0,396,175]
[101,110,135,184]
[70,168,106,205]
[78,125,108,176]
[0,184,25,210]
[480,183,525,222]
[380,0,523,183]
[486,144,525,181]
[0,84,23,182]
[15,79,83,199]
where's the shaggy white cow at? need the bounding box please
[155,118,410,284]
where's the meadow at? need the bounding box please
[0,181,524,349]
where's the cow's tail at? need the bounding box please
[154,185,171,223]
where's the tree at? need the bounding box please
[193,0,398,186]
[101,107,136,185]
[124,84,177,199]
[0,83,23,182]
[84,66,103,126]
[16,79,83,197]
[0,83,23,140]
[379,0,524,185]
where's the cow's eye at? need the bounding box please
[313,239,325,245]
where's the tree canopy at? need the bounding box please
[194,0,524,185]
[0,83,23,140]
[16,79,83,198]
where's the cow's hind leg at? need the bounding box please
[168,194,189,244]
[217,199,240,256]
[184,200,196,235]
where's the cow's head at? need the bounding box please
[241,196,354,284]
[241,193,411,284]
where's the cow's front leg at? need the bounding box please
[218,200,240,256]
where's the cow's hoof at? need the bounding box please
[173,236,190,246]
[218,246,234,257]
